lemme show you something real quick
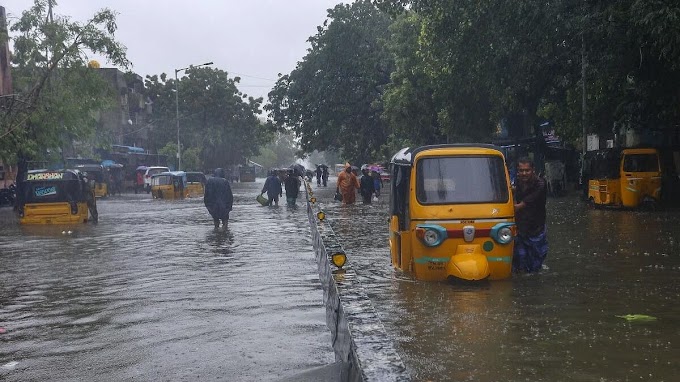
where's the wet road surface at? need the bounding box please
[3,176,680,382]
[0,180,334,381]
[314,184,680,382]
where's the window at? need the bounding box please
[623,154,659,172]
[415,156,509,204]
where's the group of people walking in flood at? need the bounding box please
[204,156,548,275]
[336,163,382,205]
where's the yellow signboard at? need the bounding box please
[27,172,64,181]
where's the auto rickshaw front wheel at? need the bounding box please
[641,197,658,211]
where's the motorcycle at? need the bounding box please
[0,183,16,207]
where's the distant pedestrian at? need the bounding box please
[371,168,382,198]
[316,165,323,186]
[204,168,233,228]
[512,157,548,273]
[81,174,98,223]
[261,170,282,206]
[337,163,359,204]
[284,169,300,206]
[322,165,329,187]
[135,171,144,194]
[359,165,375,204]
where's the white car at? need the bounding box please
[144,166,169,192]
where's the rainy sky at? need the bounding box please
[2,0,347,101]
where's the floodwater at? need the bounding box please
[0,180,334,381]
[318,187,680,382]
[3,177,680,382]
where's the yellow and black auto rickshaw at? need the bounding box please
[586,147,662,209]
[16,169,96,224]
[150,171,186,200]
[185,172,206,197]
[389,144,516,282]
[74,164,107,198]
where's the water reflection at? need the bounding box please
[205,228,234,256]
[322,188,680,382]
[0,181,334,382]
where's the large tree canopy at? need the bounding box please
[1,0,129,164]
[266,1,395,164]
[145,67,266,171]
[376,0,680,146]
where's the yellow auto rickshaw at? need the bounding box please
[16,169,95,224]
[389,144,516,282]
[586,147,662,209]
[151,171,186,200]
[74,164,107,198]
[185,172,206,197]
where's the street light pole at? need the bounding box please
[174,61,213,171]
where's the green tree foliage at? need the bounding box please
[382,13,443,146]
[249,132,298,169]
[266,1,395,164]
[0,0,129,163]
[145,67,266,171]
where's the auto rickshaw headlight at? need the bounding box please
[491,223,515,244]
[331,252,347,268]
[415,224,447,247]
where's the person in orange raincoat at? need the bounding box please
[337,163,359,204]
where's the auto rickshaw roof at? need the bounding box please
[73,164,104,171]
[391,144,503,165]
[153,171,185,178]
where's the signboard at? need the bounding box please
[34,186,57,197]
[587,134,599,151]
[27,172,64,181]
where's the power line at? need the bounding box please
[229,71,277,82]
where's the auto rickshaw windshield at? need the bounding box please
[415,156,509,204]
[623,154,659,172]
[186,173,206,183]
[152,175,172,186]
[19,172,84,204]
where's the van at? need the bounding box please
[144,166,169,193]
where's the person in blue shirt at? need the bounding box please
[261,170,282,206]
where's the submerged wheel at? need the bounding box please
[641,198,658,211]
[587,197,596,208]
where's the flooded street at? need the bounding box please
[2,177,680,382]
[0,180,334,381]
[318,187,680,382]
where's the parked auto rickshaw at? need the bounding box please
[185,172,206,197]
[73,164,107,197]
[389,144,516,282]
[150,171,186,200]
[586,147,662,209]
[16,169,96,224]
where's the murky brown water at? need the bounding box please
[319,187,680,382]
[0,180,334,381]
[3,178,679,382]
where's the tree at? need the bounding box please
[1,0,129,166]
[145,67,266,171]
[378,0,680,147]
[250,132,298,169]
[266,1,395,164]
[382,13,443,147]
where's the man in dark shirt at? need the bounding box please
[261,170,282,206]
[512,157,548,273]
[359,165,375,204]
[284,169,299,206]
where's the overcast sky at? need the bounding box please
[2,0,347,101]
